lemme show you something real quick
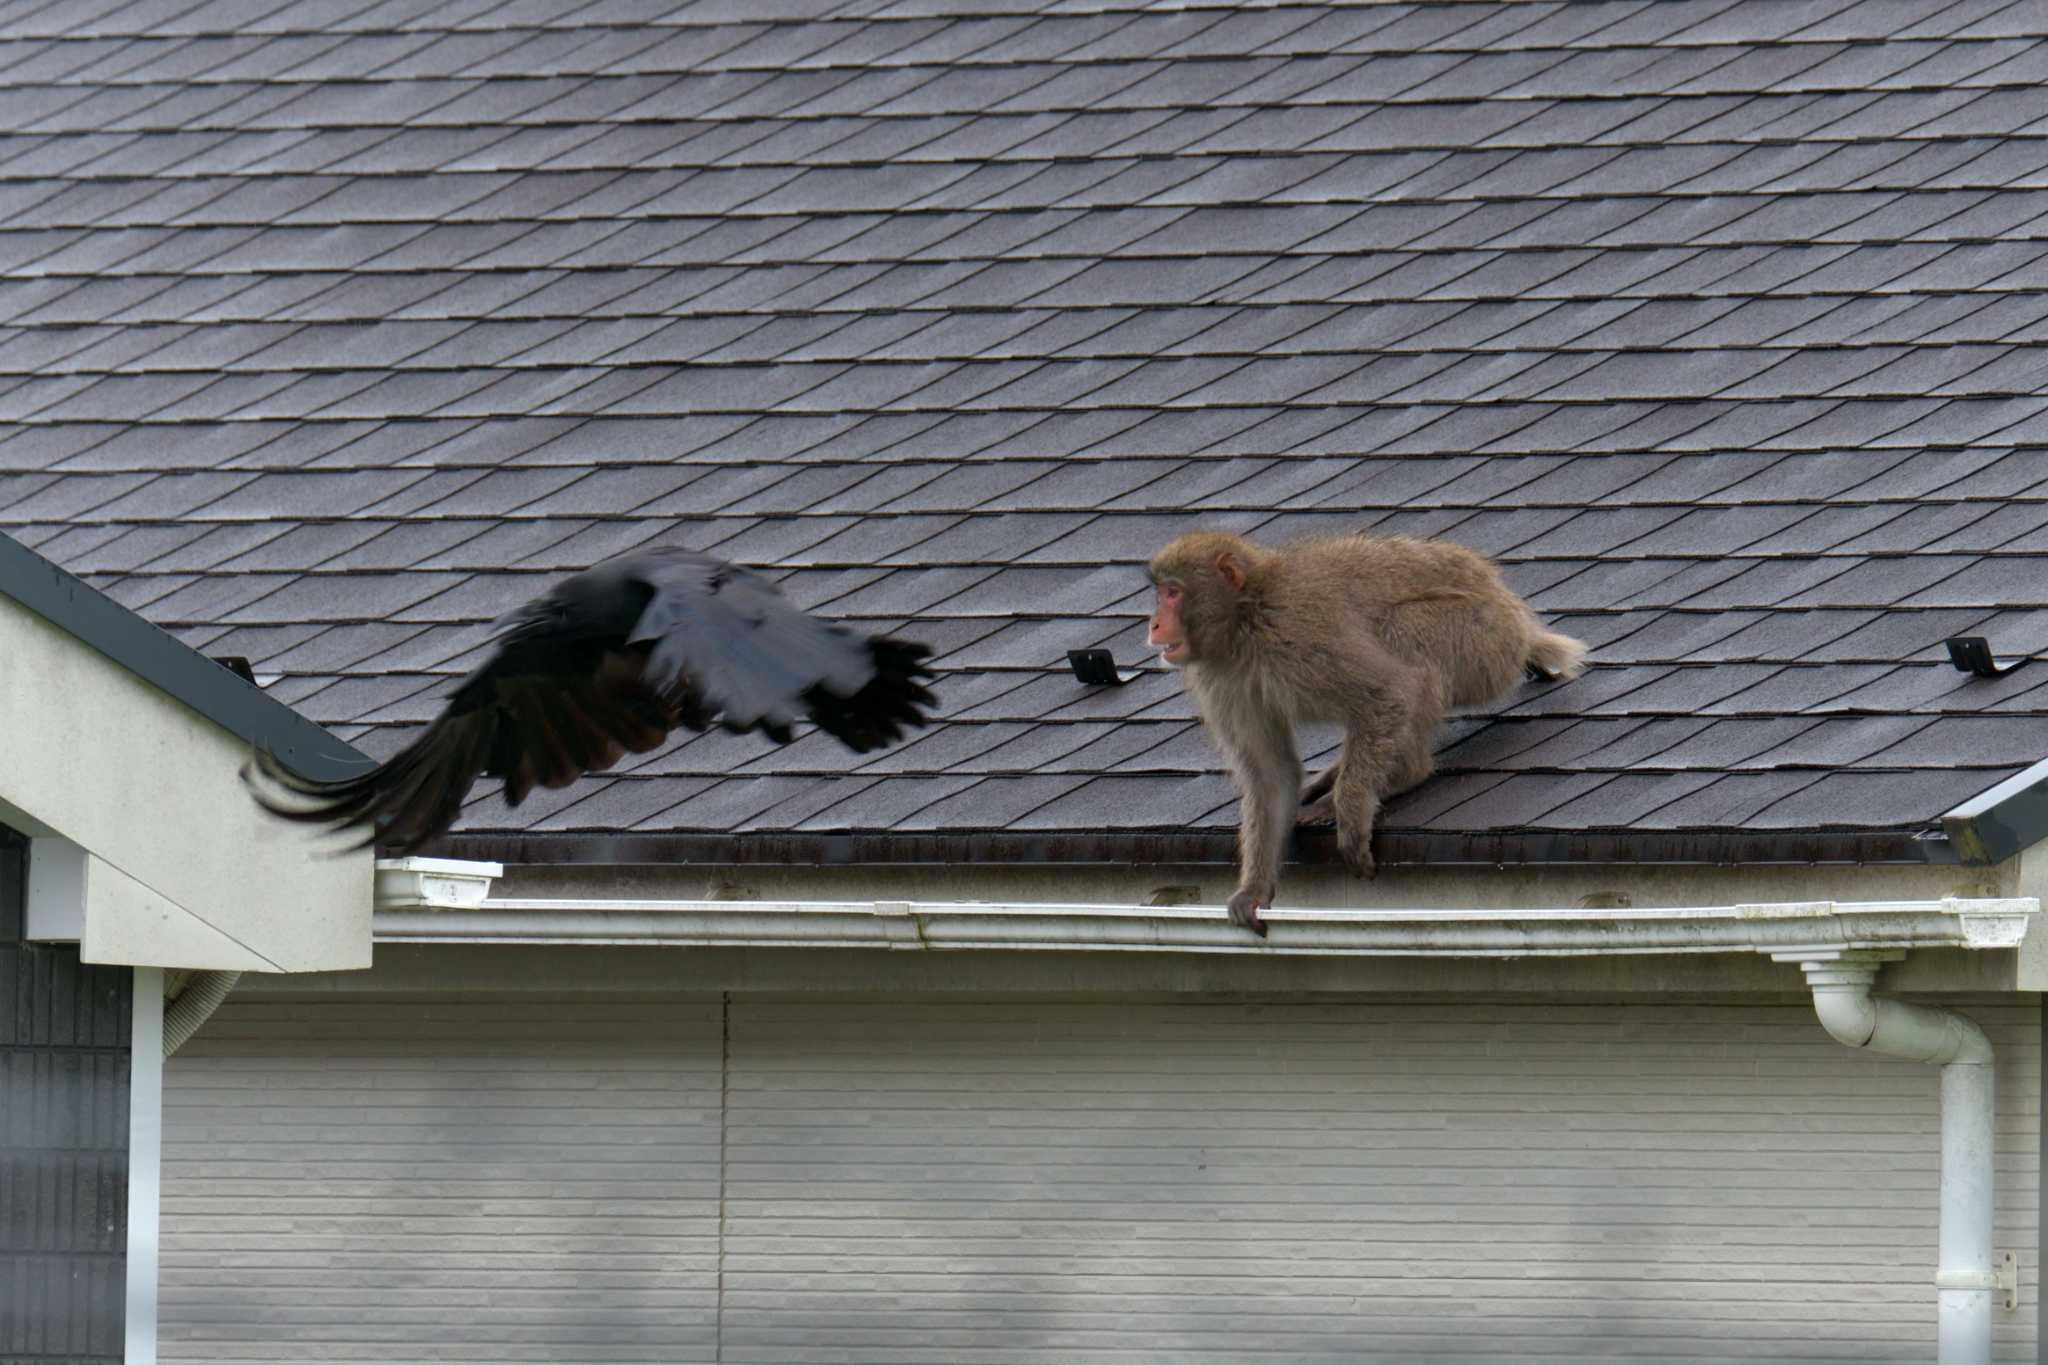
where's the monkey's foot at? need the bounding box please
[1337,828,1377,880]
[1296,796,1334,826]
[1226,889,1270,938]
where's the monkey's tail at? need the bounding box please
[1525,628,1587,682]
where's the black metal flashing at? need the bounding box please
[1940,760,2048,866]
[430,826,1955,871]
[0,532,365,782]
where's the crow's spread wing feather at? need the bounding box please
[632,553,872,732]
[246,548,938,852]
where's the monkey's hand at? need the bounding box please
[1296,795,1334,826]
[1226,888,1270,938]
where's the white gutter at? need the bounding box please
[374,855,501,909]
[373,893,2034,957]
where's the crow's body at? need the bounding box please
[247,548,937,852]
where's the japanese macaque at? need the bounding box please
[1147,531,1584,935]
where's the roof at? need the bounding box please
[4,0,2048,869]
[0,529,364,782]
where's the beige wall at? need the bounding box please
[162,990,2041,1363]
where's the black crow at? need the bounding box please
[245,548,937,852]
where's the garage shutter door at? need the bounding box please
[163,995,2039,1362]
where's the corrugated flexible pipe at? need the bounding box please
[162,970,241,1057]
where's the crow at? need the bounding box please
[244,548,938,853]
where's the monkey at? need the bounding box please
[1146,531,1585,936]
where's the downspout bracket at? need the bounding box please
[1943,1253,2020,1310]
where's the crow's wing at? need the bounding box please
[246,627,675,853]
[630,552,871,730]
[246,549,937,852]
[627,551,933,749]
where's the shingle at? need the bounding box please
[1522,559,1690,612]
[1857,715,2040,768]
[1572,613,1753,667]
[1712,663,1902,714]
[1957,607,2048,656]
[680,515,829,565]
[853,721,1034,776]
[626,774,821,832]
[895,774,1087,831]
[1629,771,1829,829]
[991,718,1170,775]
[1750,768,2018,829]
[1010,773,1222,830]
[986,670,1180,724]
[1442,716,1643,771]
[1827,662,1985,713]
[795,774,979,832]
[1819,608,1995,662]
[1534,772,1728,829]
[1499,663,1675,717]
[320,522,503,574]
[52,521,200,573]
[223,570,465,624]
[1889,555,2048,607]
[1416,771,1616,831]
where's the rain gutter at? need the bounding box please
[373,882,2034,957]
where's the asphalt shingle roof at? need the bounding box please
[3,0,2048,866]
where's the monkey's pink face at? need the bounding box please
[1147,582,1191,665]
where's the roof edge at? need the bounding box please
[1942,757,2048,865]
[428,826,1955,869]
[0,533,365,781]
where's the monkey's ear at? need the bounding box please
[1215,552,1247,591]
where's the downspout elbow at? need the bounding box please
[1804,963,1992,1066]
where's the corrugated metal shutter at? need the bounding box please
[162,994,2040,1363]
[0,829,131,1363]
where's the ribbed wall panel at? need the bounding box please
[0,830,131,1365]
[159,997,723,1363]
[159,993,2040,1362]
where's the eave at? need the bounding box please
[428,824,1961,870]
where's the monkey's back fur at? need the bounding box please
[1257,533,1584,707]
[1162,531,1584,715]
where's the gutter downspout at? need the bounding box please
[1789,950,2005,1365]
[162,969,240,1057]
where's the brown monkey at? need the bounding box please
[1146,531,1584,935]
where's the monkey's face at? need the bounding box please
[1148,534,1251,666]
[1147,579,1192,665]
